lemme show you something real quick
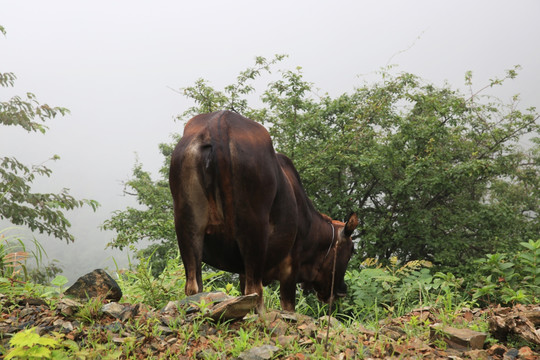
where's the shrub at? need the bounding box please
[472,239,540,305]
[344,257,467,320]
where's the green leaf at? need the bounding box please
[51,275,68,287]
[9,328,41,347]
[5,347,27,360]
[499,262,515,270]
[26,345,52,358]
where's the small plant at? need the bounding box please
[76,297,104,324]
[345,257,441,319]
[4,327,60,359]
[230,326,258,357]
[472,239,540,305]
[114,249,185,308]
[1,228,31,281]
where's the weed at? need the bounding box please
[473,239,540,305]
[76,297,104,324]
[345,257,446,320]
[230,326,254,356]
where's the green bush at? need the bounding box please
[344,257,467,320]
[472,239,540,305]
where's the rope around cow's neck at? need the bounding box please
[324,223,335,258]
[324,222,338,351]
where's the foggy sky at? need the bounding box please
[1,0,539,282]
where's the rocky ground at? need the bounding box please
[0,270,538,359]
[1,291,539,359]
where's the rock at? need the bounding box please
[298,322,317,337]
[101,302,125,319]
[463,349,489,360]
[259,310,280,324]
[57,298,83,316]
[19,307,38,318]
[170,291,258,321]
[355,323,375,338]
[161,300,179,314]
[18,297,47,306]
[207,293,258,321]
[503,348,519,360]
[489,313,540,345]
[157,325,174,336]
[487,343,508,357]
[518,346,537,360]
[277,335,296,347]
[381,325,407,340]
[101,303,139,322]
[65,269,122,302]
[268,319,289,337]
[317,315,343,328]
[238,345,280,360]
[196,349,218,359]
[52,319,74,333]
[280,311,299,322]
[521,308,540,326]
[430,324,487,350]
[178,291,232,314]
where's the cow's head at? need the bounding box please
[311,213,358,303]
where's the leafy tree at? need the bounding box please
[104,56,539,276]
[257,67,539,273]
[102,142,178,272]
[1,27,99,243]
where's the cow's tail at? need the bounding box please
[201,112,236,242]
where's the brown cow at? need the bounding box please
[169,110,358,312]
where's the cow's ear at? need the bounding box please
[343,213,358,238]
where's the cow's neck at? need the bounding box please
[299,214,336,280]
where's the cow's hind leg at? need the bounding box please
[237,222,267,313]
[172,178,208,296]
[175,218,205,295]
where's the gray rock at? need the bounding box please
[102,302,140,321]
[238,345,280,360]
[430,324,487,350]
[317,315,343,328]
[161,300,179,314]
[208,293,258,321]
[52,319,74,333]
[171,291,259,321]
[178,291,233,313]
[102,302,125,319]
[156,325,174,336]
[65,269,122,302]
[503,348,519,360]
[57,298,83,316]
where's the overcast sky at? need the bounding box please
[1,0,539,282]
